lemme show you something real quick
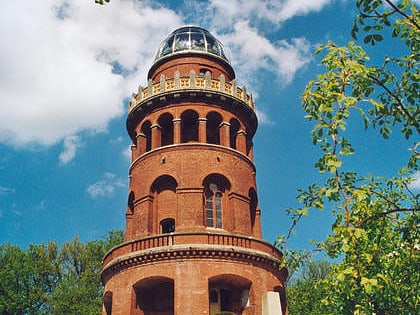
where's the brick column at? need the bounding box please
[151,124,161,149]
[198,118,207,143]
[219,122,230,147]
[174,261,209,315]
[173,118,181,144]
[236,130,247,154]
[136,133,147,155]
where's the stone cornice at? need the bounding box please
[101,244,287,285]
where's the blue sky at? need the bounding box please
[0,0,418,250]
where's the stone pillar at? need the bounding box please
[198,118,207,143]
[262,291,283,315]
[219,122,230,147]
[173,118,181,144]
[151,124,161,149]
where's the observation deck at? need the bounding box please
[102,232,286,283]
[129,71,255,112]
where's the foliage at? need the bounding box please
[280,1,419,314]
[287,261,331,315]
[0,231,124,315]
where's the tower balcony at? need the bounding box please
[128,70,255,113]
[101,232,286,284]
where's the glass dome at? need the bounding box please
[154,26,229,63]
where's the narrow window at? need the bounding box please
[103,292,113,315]
[215,192,222,228]
[140,121,152,152]
[205,191,214,227]
[205,183,222,228]
[181,110,199,143]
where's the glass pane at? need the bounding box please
[209,183,218,192]
[206,34,219,55]
[206,192,213,227]
[191,32,205,51]
[174,33,190,52]
[161,35,174,57]
[215,192,222,228]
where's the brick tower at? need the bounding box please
[101,26,287,315]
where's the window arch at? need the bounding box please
[158,113,174,146]
[181,110,199,143]
[229,118,240,149]
[249,188,257,234]
[103,291,112,315]
[140,120,152,152]
[206,111,223,145]
[203,174,230,229]
[127,191,135,214]
[151,175,178,234]
[160,218,175,233]
[246,130,253,156]
[133,277,174,314]
[209,274,251,315]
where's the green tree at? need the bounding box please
[287,261,331,315]
[0,231,124,315]
[48,231,124,314]
[280,1,419,314]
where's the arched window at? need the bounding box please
[203,175,230,229]
[246,130,253,156]
[103,291,112,315]
[151,175,178,234]
[229,118,240,149]
[206,112,222,145]
[160,218,175,233]
[127,191,135,214]
[249,188,257,234]
[158,113,174,146]
[181,110,199,143]
[140,120,152,152]
[205,184,222,228]
[134,277,174,313]
[209,274,251,315]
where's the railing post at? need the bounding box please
[174,70,180,88]
[147,79,153,97]
[219,74,225,92]
[160,74,166,92]
[138,85,143,102]
[190,70,196,88]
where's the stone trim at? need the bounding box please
[101,244,287,284]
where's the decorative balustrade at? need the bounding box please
[128,70,255,112]
[102,232,282,267]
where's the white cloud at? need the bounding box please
[256,109,274,126]
[87,172,126,198]
[207,0,333,26]
[59,135,81,165]
[222,21,311,84]
[0,0,330,149]
[123,145,132,160]
[0,185,15,195]
[409,171,420,190]
[0,0,182,147]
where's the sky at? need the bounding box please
[0,0,418,251]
